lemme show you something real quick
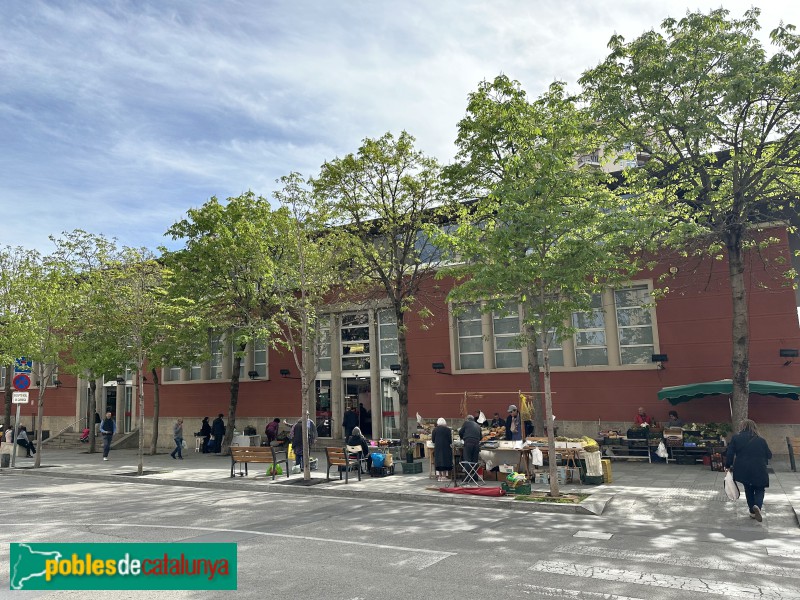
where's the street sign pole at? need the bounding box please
[10,391,29,469]
[10,403,21,469]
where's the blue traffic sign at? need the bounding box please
[14,357,31,374]
[13,373,31,391]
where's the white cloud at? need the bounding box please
[1,0,798,252]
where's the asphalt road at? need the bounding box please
[2,473,800,600]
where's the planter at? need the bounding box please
[400,461,423,474]
[501,482,532,495]
[584,475,604,485]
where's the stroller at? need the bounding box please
[79,428,90,443]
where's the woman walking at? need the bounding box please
[170,418,184,460]
[725,419,772,522]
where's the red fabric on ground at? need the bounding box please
[438,487,506,496]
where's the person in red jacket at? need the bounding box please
[634,407,653,426]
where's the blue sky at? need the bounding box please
[3,1,798,253]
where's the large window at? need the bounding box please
[537,327,564,367]
[450,282,658,371]
[378,309,398,370]
[341,312,370,371]
[492,304,522,368]
[0,365,5,387]
[573,294,608,366]
[210,334,224,380]
[615,285,655,365]
[167,366,182,382]
[317,317,331,373]
[253,338,268,378]
[189,364,203,381]
[457,303,484,369]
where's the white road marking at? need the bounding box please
[2,522,455,571]
[529,560,800,599]
[554,544,800,580]
[514,584,644,600]
[573,531,613,540]
[767,547,800,559]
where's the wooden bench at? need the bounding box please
[230,446,289,479]
[325,447,361,482]
[788,437,800,472]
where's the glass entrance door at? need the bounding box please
[315,380,331,438]
[381,378,400,440]
[343,377,372,438]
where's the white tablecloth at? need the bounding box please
[231,435,261,447]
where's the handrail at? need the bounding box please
[42,417,86,443]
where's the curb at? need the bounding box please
[6,467,612,516]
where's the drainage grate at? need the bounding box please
[271,478,330,487]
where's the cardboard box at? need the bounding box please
[499,464,514,473]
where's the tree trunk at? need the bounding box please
[727,234,750,429]
[542,345,559,497]
[87,379,97,453]
[224,348,246,456]
[149,367,161,455]
[137,363,145,476]
[3,362,11,432]
[397,308,409,457]
[34,384,45,469]
[523,314,544,435]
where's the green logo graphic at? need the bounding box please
[10,543,237,590]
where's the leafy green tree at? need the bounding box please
[271,173,350,479]
[98,246,194,474]
[0,246,33,430]
[165,192,286,454]
[13,248,82,468]
[313,131,455,456]
[580,8,800,426]
[50,231,127,454]
[437,80,651,496]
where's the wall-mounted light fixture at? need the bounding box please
[390,364,402,375]
[115,377,126,384]
[780,348,798,366]
[53,380,62,388]
[432,362,451,375]
[247,370,259,380]
[279,369,300,379]
[651,354,668,369]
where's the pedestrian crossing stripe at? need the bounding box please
[553,544,800,580]
[529,561,799,599]
[514,583,644,600]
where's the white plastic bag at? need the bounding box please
[656,441,668,458]
[181,439,187,450]
[723,470,740,500]
[531,447,544,467]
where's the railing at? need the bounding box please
[41,417,86,443]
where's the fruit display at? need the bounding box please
[481,426,506,442]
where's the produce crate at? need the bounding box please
[501,482,531,495]
[400,461,423,474]
[584,474,604,485]
[370,466,394,477]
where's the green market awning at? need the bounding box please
[657,379,800,405]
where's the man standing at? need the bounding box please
[458,415,482,464]
[211,414,226,454]
[291,417,317,469]
[505,405,522,442]
[634,407,653,426]
[342,407,358,439]
[100,411,117,461]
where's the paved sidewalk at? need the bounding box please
[4,446,800,531]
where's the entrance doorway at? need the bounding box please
[315,380,332,438]
[105,388,116,416]
[343,377,372,438]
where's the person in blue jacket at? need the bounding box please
[725,419,772,522]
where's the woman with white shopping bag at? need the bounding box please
[725,419,772,522]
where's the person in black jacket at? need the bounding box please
[725,419,772,522]
[199,417,212,453]
[210,414,225,454]
[432,418,453,482]
[346,426,372,471]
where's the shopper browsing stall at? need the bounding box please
[432,418,453,481]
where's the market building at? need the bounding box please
[7,224,800,453]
